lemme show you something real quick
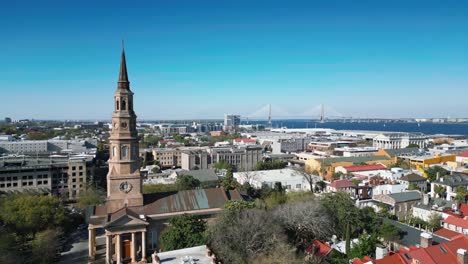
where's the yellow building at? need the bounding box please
[305,155,392,181]
[404,154,456,177]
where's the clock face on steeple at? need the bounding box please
[119,182,133,193]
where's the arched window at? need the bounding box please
[122,146,128,158]
[122,100,126,110]
[116,100,120,110]
[113,146,117,157]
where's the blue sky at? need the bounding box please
[1,0,467,120]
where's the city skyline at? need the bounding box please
[1,0,468,120]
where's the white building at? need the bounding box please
[233,168,318,192]
[372,184,406,196]
[334,147,378,157]
[373,133,426,149]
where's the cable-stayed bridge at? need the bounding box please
[243,104,351,121]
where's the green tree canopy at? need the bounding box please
[426,166,449,182]
[379,222,402,245]
[160,214,207,251]
[0,194,68,236]
[77,186,105,209]
[349,234,379,259]
[408,183,420,191]
[176,175,201,190]
[220,169,239,190]
[254,160,287,171]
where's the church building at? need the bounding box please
[87,46,244,264]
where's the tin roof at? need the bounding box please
[143,188,243,215]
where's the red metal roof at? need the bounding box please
[377,234,468,264]
[460,203,468,217]
[343,164,386,172]
[434,228,463,240]
[305,240,332,257]
[375,253,406,264]
[329,179,355,189]
[444,215,468,229]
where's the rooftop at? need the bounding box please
[382,218,448,248]
[156,245,212,264]
[433,173,468,187]
[343,164,387,172]
[329,179,355,189]
[386,191,421,203]
[434,228,462,240]
[399,173,427,182]
[321,155,391,166]
[443,216,468,229]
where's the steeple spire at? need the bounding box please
[118,40,130,89]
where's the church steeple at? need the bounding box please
[107,44,142,213]
[118,41,130,89]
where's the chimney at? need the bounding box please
[423,194,429,205]
[420,232,433,248]
[458,249,468,264]
[375,244,388,260]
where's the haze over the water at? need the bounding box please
[1,0,467,120]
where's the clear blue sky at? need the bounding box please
[1,0,467,120]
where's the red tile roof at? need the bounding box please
[343,164,386,172]
[434,228,463,240]
[234,138,256,143]
[457,151,468,158]
[329,179,355,189]
[305,240,332,257]
[443,215,468,229]
[377,234,468,264]
[375,253,406,264]
[460,203,468,217]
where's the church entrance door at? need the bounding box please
[123,240,131,260]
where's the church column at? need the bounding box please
[106,235,112,264]
[141,231,147,261]
[131,232,136,263]
[88,228,96,260]
[116,234,122,264]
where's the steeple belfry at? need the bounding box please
[106,44,143,213]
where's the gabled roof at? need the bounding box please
[434,173,468,187]
[443,216,468,229]
[330,179,355,189]
[343,164,386,172]
[143,188,243,216]
[434,228,462,240]
[378,232,468,264]
[105,207,148,229]
[399,173,427,182]
[387,191,421,203]
[375,253,406,264]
